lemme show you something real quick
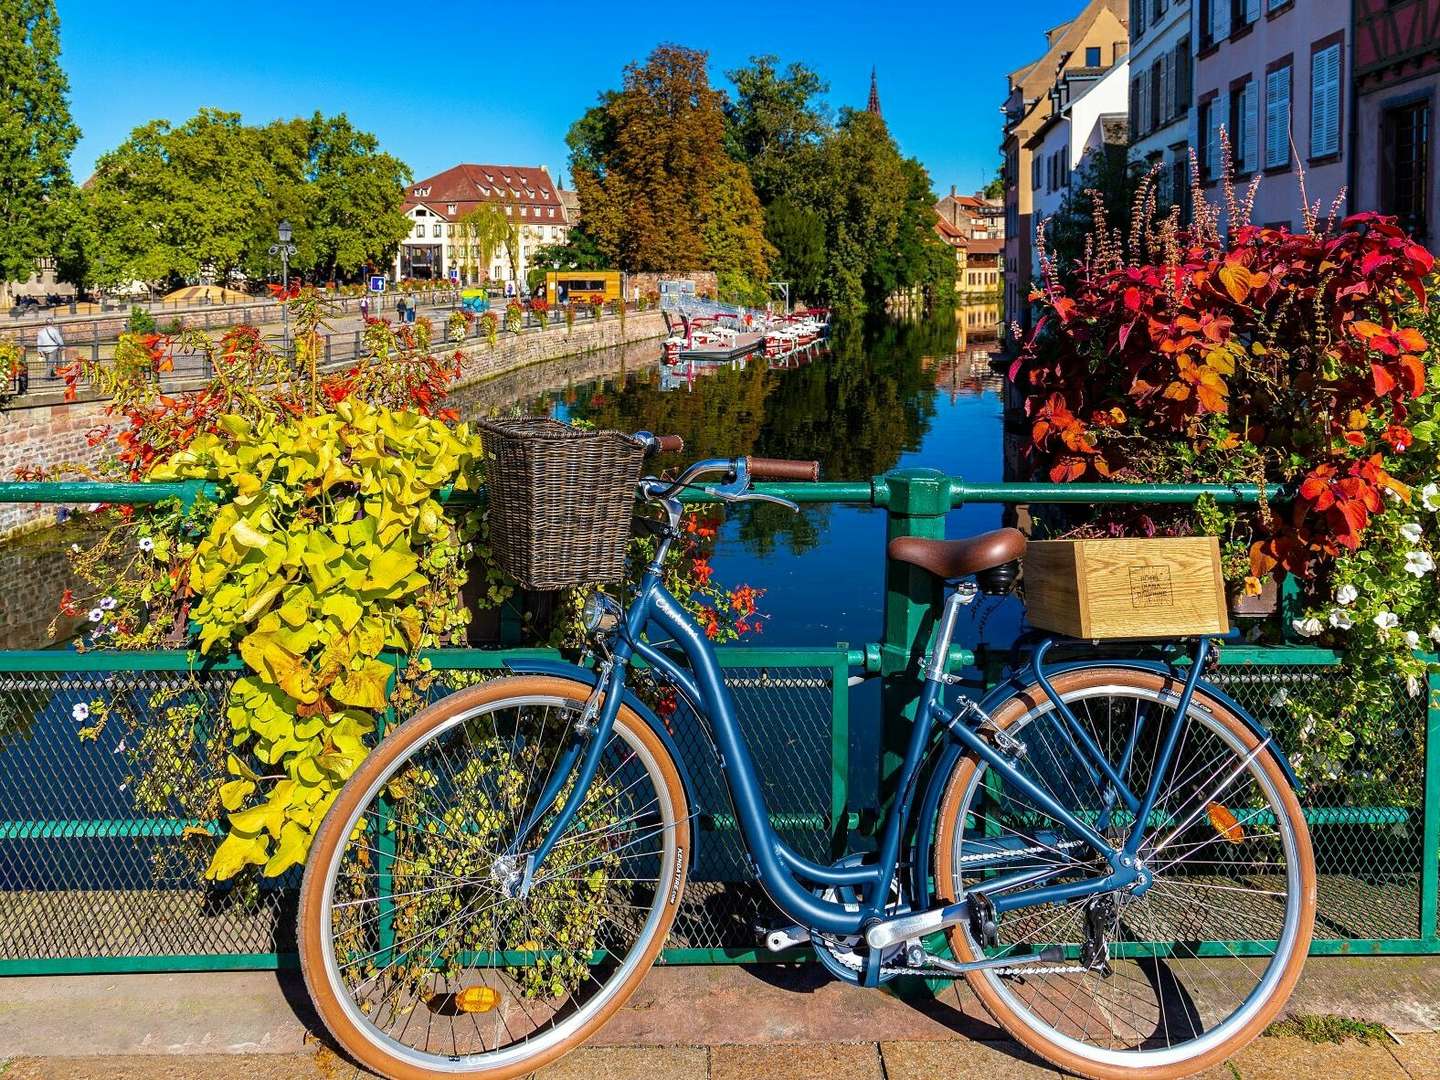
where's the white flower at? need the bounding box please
[1401,522,1425,543]
[1384,485,1402,503]
[1336,584,1358,606]
[1405,550,1436,578]
[1292,617,1323,638]
[69,543,80,554]
[1430,625,1440,644]
[1423,483,1440,512]
[71,702,89,723]
[1375,611,1400,631]
[86,608,104,623]
[138,537,154,552]
[1269,687,1290,706]
[112,739,126,754]
[1409,676,1424,697]
[99,596,117,611]
[1329,608,1355,630]
[1405,629,1422,649]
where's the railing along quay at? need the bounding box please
[3,297,641,400]
[0,470,1434,972]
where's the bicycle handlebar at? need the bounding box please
[746,457,820,482]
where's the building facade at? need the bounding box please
[1351,0,1439,245]
[1128,0,1195,211]
[394,164,573,288]
[1002,0,1130,343]
[1026,58,1132,279]
[935,189,1006,241]
[1193,0,1350,230]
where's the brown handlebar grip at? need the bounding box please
[746,457,820,481]
[654,434,685,453]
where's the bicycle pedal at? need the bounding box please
[761,924,811,952]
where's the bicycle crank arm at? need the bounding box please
[865,899,971,951]
[906,944,1067,976]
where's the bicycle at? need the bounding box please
[298,435,1316,1079]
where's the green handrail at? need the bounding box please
[0,476,1275,509]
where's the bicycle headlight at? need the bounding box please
[582,592,623,635]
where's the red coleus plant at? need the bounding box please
[1018,190,1434,578]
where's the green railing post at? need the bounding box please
[1422,665,1440,942]
[874,468,952,799]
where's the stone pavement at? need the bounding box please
[2,959,1438,1079]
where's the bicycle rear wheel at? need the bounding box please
[934,667,1315,1079]
[298,676,689,1079]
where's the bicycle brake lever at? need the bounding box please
[721,491,801,513]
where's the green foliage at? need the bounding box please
[147,401,482,879]
[454,203,518,285]
[724,55,830,204]
[1264,1014,1388,1044]
[1040,145,1141,276]
[764,200,825,302]
[81,109,411,291]
[0,0,79,295]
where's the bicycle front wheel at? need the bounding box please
[298,675,690,1079]
[934,667,1315,1079]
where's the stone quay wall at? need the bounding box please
[0,310,666,540]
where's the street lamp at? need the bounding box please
[269,219,298,353]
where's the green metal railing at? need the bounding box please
[0,470,1435,974]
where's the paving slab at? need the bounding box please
[710,1041,884,1080]
[1225,1034,1409,1079]
[1384,1031,1440,1079]
[881,1038,1062,1078]
[536,1045,708,1080]
[1,1050,350,1080]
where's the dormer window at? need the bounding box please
[448,204,457,214]
[413,186,430,197]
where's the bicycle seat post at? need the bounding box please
[925,581,978,684]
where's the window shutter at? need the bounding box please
[1310,45,1341,157]
[1209,91,1226,177]
[1245,0,1259,22]
[1212,0,1229,42]
[1139,77,1150,136]
[1161,53,1172,124]
[1244,80,1259,172]
[1265,67,1290,169]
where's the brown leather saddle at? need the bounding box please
[887,528,1026,581]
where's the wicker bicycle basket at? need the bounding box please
[477,417,646,590]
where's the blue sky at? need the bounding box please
[59,0,1084,196]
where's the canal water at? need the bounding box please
[451,309,1021,655]
[3,310,1020,654]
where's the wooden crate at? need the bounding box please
[1023,537,1230,640]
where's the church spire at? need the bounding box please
[867,67,882,118]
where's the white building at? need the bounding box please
[1128,0,1195,212]
[394,164,573,289]
[1025,58,1131,279]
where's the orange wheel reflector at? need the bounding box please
[1207,802,1245,844]
[455,986,502,1014]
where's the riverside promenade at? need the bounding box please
[3,959,1440,1079]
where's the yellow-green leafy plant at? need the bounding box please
[148,399,482,878]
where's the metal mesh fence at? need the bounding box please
[0,651,1431,970]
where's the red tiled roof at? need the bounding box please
[401,164,566,222]
[934,216,967,240]
[966,236,1004,255]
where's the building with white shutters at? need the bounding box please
[1128,0,1195,215]
[393,164,573,288]
[1192,0,1349,232]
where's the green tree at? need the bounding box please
[982,171,1004,200]
[0,0,79,304]
[871,158,955,304]
[84,109,411,291]
[454,202,519,285]
[295,113,411,282]
[763,199,825,302]
[724,55,830,204]
[1040,144,1140,277]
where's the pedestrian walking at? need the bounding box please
[37,318,65,376]
[359,295,370,321]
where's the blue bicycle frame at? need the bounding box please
[506,460,1249,982]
